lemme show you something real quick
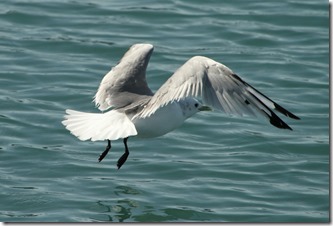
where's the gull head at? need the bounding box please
[178,97,212,119]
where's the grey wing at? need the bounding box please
[94,44,154,111]
[138,56,300,130]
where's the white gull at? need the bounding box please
[62,43,300,169]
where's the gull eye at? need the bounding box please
[194,103,199,108]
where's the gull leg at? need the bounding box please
[117,137,129,169]
[98,139,111,162]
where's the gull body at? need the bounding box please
[132,98,202,138]
[62,43,300,169]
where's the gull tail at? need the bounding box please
[62,109,137,141]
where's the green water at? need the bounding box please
[0,0,329,222]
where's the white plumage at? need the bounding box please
[62,43,299,169]
[63,109,137,141]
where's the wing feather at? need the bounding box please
[138,56,299,130]
[94,44,154,111]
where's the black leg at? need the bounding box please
[117,137,129,169]
[98,139,111,162]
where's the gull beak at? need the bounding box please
[198,106,212,111]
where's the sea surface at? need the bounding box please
[0,0,329,223]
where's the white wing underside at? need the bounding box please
[62,109,137,141]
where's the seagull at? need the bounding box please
[62,43,300,169]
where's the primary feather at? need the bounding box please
[137,56,299,129]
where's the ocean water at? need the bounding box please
[0,0,329,223]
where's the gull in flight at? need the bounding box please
[62,43,300,169]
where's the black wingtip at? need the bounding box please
[274,103,300,120]
[269,116,293,130]
[262,110,293,130]
[231,73,300,129]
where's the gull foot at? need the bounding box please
[117,152,129,169]
[98,140,111,162]
[117,137,129,169]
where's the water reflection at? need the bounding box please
[93,185,140,222]
[95,200,133,222]
[91,185,220,222]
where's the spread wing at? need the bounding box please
[138,56,300,130]
[94,43,154,111]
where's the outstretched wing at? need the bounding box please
[94,44,154,111]
[138,56,300,130]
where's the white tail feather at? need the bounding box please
[62,109,137,141]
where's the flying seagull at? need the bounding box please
[62,43,300,169]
